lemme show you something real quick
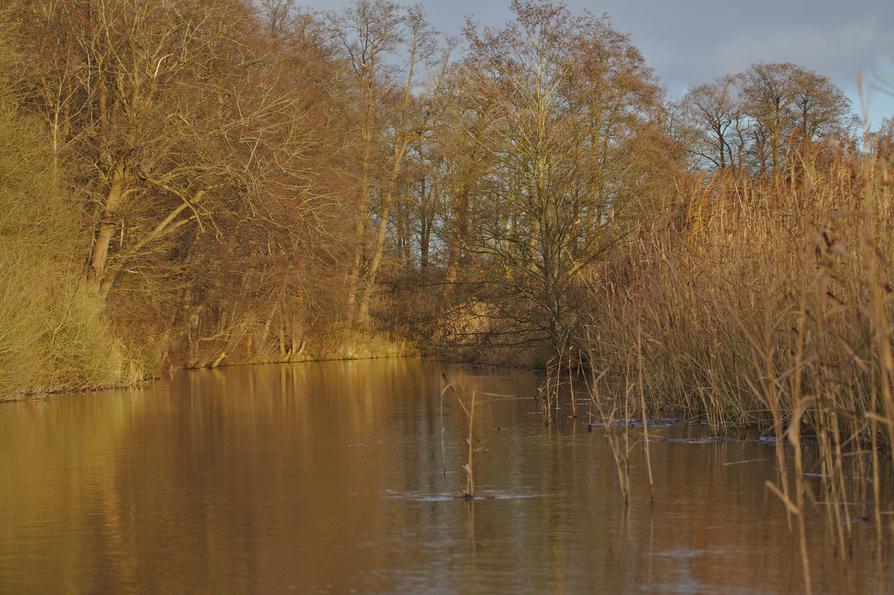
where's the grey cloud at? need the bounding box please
[298,0,894,120]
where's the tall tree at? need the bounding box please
[8,0,251,309]
[328,0,403,325]
[330,1,442,326]
[740,63,851,173]
[453,0,666,353]
[681,76,747,169]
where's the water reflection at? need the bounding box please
[0,359,890,592]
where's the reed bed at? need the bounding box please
[578,144,893,590]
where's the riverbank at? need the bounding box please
[0,332,417,402]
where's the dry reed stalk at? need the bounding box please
[568,344,578,419]
[440,379,479,499]
[584,350,631,503]
[464,390,477,498]
[539,365,554,425]
[790,289,813,595]
[637,324,654,494]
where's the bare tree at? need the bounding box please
[8,0,338,319]
[681,76,746,169]
[739,63,851,173]
[453,0,666,353]
[328,0,403,325]
[790,68,853,141]
[330,1,444,326]
[355,6,442,324]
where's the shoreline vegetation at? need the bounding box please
[0,333,416,402]
[1,0,893,585]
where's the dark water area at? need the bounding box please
[0,359,891,593]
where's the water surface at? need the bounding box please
[0,359,890,592]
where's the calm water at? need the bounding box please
[0,359,890,593]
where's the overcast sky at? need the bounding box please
[299,0,894,127]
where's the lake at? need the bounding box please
[0,359,890,592]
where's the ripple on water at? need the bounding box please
[383,489,548,502]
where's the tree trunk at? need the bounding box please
[356,180,396,325]
[419,177,431,270]
[356,136,410,325]
[83,161,127,312]
[346,75,375,326]
[259,301,280,353]
[345,167,368,325]
[445,187,470,289]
